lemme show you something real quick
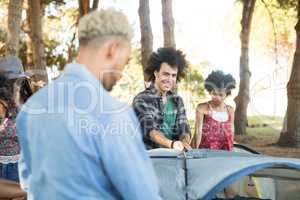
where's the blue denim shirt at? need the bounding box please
[16,63,161,200]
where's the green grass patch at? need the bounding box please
[247,115,282,126]
[246,126,280,137]
[247,115,282,137]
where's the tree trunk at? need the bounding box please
[26,35,34,70]
[92,0,99,11]
[79,0,90,17]
[28,0,47,82]
[6,0,23,56]
[161,0,175,48]
[277,111,288,145]
[23,1,34,71]
[278,0,300,147]
[234,0,256,135]
[139,0,153,82]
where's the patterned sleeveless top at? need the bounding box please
[0,109,20,164]
[198,104,234,151]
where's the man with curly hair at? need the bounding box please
[133,47,191,150]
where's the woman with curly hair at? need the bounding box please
[191,70,236,151]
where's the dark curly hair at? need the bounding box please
[0,73,17,119]
[145,47,188,82]
[204,70,236,96]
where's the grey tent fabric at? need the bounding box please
[148,148,300,200]
[149,149,186,200]
[151,157,186,200]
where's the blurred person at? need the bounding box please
[0,56,33,184]
[16,9,161,200]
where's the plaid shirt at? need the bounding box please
[133,84,191,149]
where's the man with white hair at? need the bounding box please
[16,9,161,199]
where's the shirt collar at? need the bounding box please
[63,62,105,92]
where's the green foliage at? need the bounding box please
[178,63,205,117]
[228,0,297,64]
[181,67,205,98]
[0,0,8,6]
[44,36,67,70]
[111,49,144,104]
[0,3,77,73]
[0,27,6,42]
[276,0,297,9]
[257,0,297,59]
[0,27,6,56]
[43,6,78,70]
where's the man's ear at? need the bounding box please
[106,41,119,60]
[154,70,158,79]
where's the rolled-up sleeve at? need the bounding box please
[132,96,160,138]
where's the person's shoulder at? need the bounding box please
[133,88,152,103]
[137,88,152,97]
[196,102,209,114]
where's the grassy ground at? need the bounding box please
[235,116,300,158]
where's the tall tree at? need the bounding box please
[278,0,300,147]
[139,0,153,82]
[92,0,99,10]
[78,0,99,17]
[28,0,47,82]
[23,0,34,70]
[23,0,66,72]
[161,0,175,48]
[6,0,23,56]
[234,0,256,135]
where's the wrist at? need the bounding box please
[170,140,175,149]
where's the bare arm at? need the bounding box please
[192,105,205,148]
[149,129,172,148]
[228,106,235,141]
[149,130,186,151]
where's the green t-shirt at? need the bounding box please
[161,97,176,140]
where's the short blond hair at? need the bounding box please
[78,9,133,47]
